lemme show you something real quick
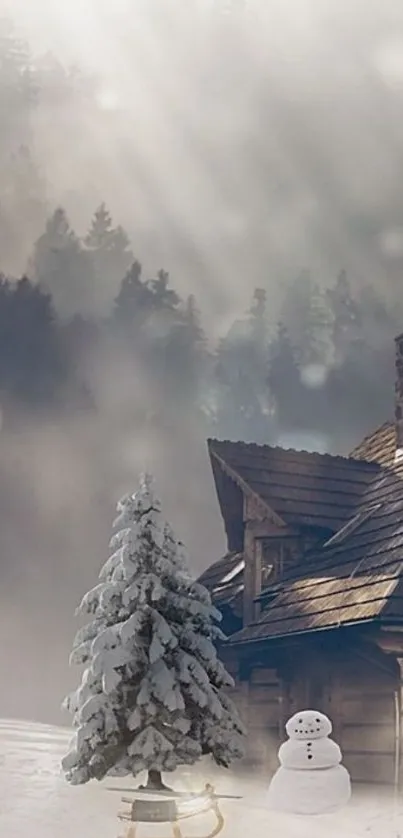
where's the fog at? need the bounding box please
[4,0,403,316]
[0,0,403,722]
[7,0,403,317]
[1,719,402,838]
[0,388,222,722]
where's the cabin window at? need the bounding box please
[260,537,299,585]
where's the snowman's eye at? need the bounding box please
[298,718,303,723]
[315,718,320,722]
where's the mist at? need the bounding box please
[0,0,403,723]
[5,0,403,314]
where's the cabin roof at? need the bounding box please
[198,551,241,588]
[203,421,403,645]
[208,438,379,531]
[199,553,244,608]
[350,421,396,468]
[229,465,403,645]
[198,551,244,611]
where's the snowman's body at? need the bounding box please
[267,710,351,815]
[278,734,342,769]
[268,763,351,815]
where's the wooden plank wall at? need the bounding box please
[222,660,281,771]
[225,643,401,785]
[243,666,281,772]
[336,658,397,785]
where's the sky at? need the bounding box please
[2,0,403,722]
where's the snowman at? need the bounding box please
[267,709,351,815]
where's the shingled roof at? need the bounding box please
[229,465,403,645]
[350,421,396,468]
[198,551,244,607]
[208,438,379,531]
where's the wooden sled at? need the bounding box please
[117,783,225,838]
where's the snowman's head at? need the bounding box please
[286,710,332,740]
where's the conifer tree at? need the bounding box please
[249,287,268,348]
[281,271,334,369]
[149,269,180,314]
[113,261,154,332]
[267,321,303,429]
[326,270,360,364]
[62,474,245,788]
[31,207,93,318]
[209,288,273,443]
[155,294,209,404]
[0,275,65,407]
[85,204,134,314]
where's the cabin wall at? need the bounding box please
[222,653,282,772]
[223,637,402,786]
[283,644,399,785]
[292,643,400,785]
[333,648,399,785]
[242,666,282,771]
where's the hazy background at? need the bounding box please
[0,0,403,722]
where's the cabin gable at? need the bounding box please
[207,437,379,631]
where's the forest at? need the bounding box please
[3,202,400,455]
[2,2,403,721]
[0,14,400,458]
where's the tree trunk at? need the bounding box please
[141,769,173,791]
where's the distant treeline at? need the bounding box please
[0,16,399,453]
[1,200,400,454]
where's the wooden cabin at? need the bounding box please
[199,334,403,786]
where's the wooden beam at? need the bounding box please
[243,525,261,625]
[247,519,297,538]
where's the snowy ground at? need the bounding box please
[1,719,403,838]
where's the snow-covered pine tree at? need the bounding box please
[62,474,245,788]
